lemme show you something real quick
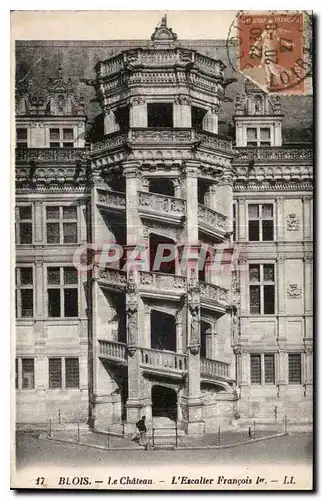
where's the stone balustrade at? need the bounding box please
[97,189,126,210]
[199,281,228,303]
[235,146,313,161]
[139,271,187,291]
[16,147,87,163]
[198,203,227,231]
[140,347,187,372]
[98,340,127,362]
[138,191,186,217]
[99,268,127,286]
[200,357,230,379]
[91,132,128,153]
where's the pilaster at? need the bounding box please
[129,97,147,128]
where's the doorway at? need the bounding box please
[151,385,177,421]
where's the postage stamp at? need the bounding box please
[227,10,313,94]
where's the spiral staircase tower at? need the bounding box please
[89,18,238,435]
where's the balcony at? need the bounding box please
[91,129,233,156]
[15,147,88,164]
[99,268,127,290]
[198,203,227,239]
[97,340,232,386]
[138,191,186,222]
[199,282,228,306]
[98,340,127,365]
[235,146,313,162]
[139,271,187,298]
[97,189,126,212]
[140,348,187,379]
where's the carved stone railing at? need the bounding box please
[196,131,233,152]
[98,340,127,363]
[199,282,228,303]
[15,147,88,163]
[97,189,126,210]
[91,132,128,153]
[99,268,127,287]
[198,204,227,232]
[235,146,313,161]
[138,191,186,217]
[139,271,186,292]
[140,347,188,372]
[97,48,225,78]
[130,128,192,144]
[200,357,230,379]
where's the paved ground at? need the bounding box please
[15,432,312,469]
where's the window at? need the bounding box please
[250,354,275,385]
[16,128,28,149]
[16,267,33,318]
[288,354,302,384]
[46,205,78,244]
[15,358,35,390]
[147,103,173,128]
[192,106,206,130]
[49,128,74,148]
[246,127,271,147]
[16,205,33,244]
[248,203,274,241]
[233,203,237,241]
[48,357,79,389]
[47,267,78,318]
[249,263,275,315]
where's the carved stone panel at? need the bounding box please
[287,284,302,299]
[287,213,300,231]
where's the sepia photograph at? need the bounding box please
[11,9,313,490]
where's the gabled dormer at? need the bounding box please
[234,79,283,147]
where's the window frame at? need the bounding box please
[48,357,80,390]
[248,262,276,315]
[232,201,237,241]
[44,204,79,245]
[46,265,79,319]
[246,126,272,147]
[288,352,303,385]
[16,266,34,318]
[250,352,277,385]
[49,127,75,148]
[16,127,29,149]
[16,204,33,245]
[247,202,275,242]
[15,357,35,391]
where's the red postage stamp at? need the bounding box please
[234,11,312,94]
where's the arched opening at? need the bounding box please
[149,233,176,274]
[151,385,177,420]
[151,310,176,352]
[200,321,211,359]
[149,179,174,197]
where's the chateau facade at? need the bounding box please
[15,20,313,434]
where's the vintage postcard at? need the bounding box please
[11,10,313,490]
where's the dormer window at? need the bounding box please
[246,127,271,147]
[49,128,74,148]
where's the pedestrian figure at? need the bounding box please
[136,416,147,448]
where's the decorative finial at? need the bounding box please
[161,14,167,27]
[57,65,63,80]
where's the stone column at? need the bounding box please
[237,197,247,242]
[34,201,43,243]
[176,310,184,353]
[173,178,182,199]
[303,346,313,398]
[103,105,119,135]
[214,174,233,234]
[34,260,45,345]
[174,96,191,128]
[202,105,218,134]
[276,196,284,242]
[303,196,312,242]
[129,97,147,128]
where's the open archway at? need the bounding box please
[151,385,177,420]
[150,310,176,352]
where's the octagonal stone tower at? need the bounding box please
[88,17,238,435]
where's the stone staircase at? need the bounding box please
[147,417,186,449]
